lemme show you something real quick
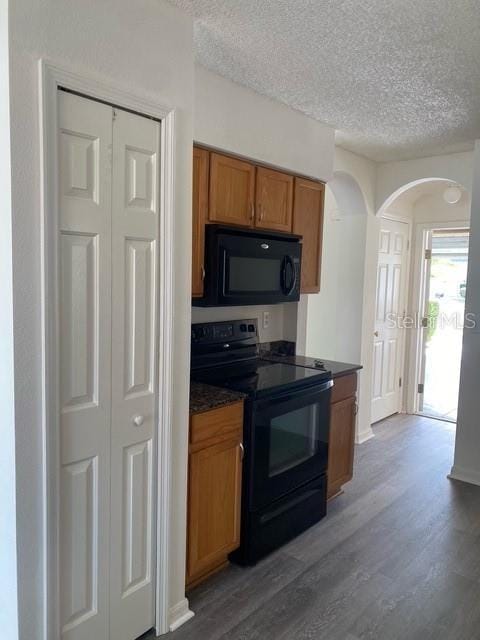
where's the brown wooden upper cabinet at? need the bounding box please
[192,147,209,297]
[293,178,325,293]
[255,167,294,232]
[208,152,255,227]
[191,146,325,297]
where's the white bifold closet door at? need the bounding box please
[58,90,159,640]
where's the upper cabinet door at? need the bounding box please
[255,167,293,232]
[293,178,325,293]
[209,152,255,227]
[192,147,209,297]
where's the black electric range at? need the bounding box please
[191,319,333,564]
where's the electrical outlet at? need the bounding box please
[263,311,270,330]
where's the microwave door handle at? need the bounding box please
[283,255,296,294]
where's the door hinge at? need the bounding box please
[425,248,432,260]
[112,108,117,121]
[407,239,410,251]
[399,377,402,388]
[418,383,424,394]
[421,317,428,328]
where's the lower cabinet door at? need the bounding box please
[327,396,356,499]
[187,437,243,585]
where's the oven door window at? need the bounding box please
[269,404,319,476]
[251,384,331,510]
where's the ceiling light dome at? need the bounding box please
[443,185,462,205]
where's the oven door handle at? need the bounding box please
[255,378,333,409]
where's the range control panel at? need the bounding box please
[191,319,258,345]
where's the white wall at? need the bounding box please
[8,0,194,636]
[413,190,471,224]
[298,146,377,443]
[192,304,298,343]
[193,63,334,341]
[195,64,334,182]
[376,151,474,210]
[301,186,366,362]
[451,140,480,486]
[383,184,471,225]
[0,1,19,638]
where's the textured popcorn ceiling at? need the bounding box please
[169,0,480,161]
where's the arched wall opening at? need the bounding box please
[355,176,472,444]
[298,170,368,366]
[359,176,471,439]
[329,170,369,219]
[377,177,470,219]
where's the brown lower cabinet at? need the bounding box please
[186,401,244,588]
[327,373,358,500]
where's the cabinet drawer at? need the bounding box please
[331,373,357,404]
[190,401,244,447]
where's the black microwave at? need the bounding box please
[194,225,302,307]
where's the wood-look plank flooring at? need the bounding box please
[162,414,480,640]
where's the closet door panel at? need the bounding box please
[124,238,155,397]
[110,108,159,640]
[58,91,112,640]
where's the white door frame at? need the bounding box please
[374,212,412,416]
[39,60,175,639]
[406,219,470,415]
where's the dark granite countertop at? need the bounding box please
[190,381,246,415]
[261,353,362,379]
[315,359,362,378]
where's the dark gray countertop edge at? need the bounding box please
[328,362,363,378]
[190,381,245,415]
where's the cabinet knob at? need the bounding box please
[250,203,255,221]
[201,265,205,281]
[133,415,144,427]
[239,442,245,460]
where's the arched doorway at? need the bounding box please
[373,178,470,424]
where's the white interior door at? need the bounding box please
[59,91,113,640]
[109,108,159,640]
[371,218,409,424]
[58,91,159,640]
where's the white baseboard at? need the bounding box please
[448,465,480,487]
[169,598,195,632]
[356,428,375,445]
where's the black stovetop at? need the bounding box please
[192,358,331,398]
[190,318,333,398]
